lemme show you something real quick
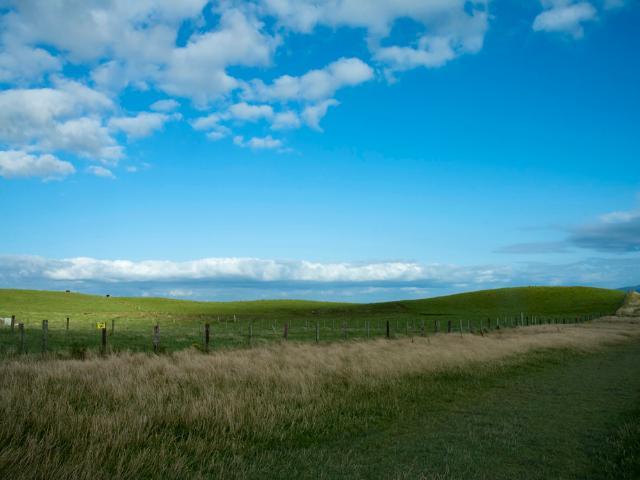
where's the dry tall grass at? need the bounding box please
[1,317,639,479]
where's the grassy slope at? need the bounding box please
[0,286,626,354]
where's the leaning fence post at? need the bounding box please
[18,323,25,353]
[153,324,160,353]
[204,323,210,352]
[101,327,107,355]
[41,320,48,353]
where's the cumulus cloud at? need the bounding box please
[0,150,75,180]
[150,99,180,112]
[109,112,176,139]
[0,79,121,163]
[86,165,116,179]
[233,135,283,149]
[245,57,373,103]
[301,99,339,130]
[261,0,489,73]
[533,1,598,38]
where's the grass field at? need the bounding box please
[0,286,626,355]
[1,316,639,479]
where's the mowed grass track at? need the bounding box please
[1,318,639,479]
[0,286,625,355]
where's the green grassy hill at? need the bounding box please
[0,286,626,355]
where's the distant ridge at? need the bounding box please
[620,285,640,293]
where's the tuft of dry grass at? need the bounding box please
[1,317,639,479]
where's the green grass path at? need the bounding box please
[250,343,640,479]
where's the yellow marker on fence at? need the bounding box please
[96,322,106,330]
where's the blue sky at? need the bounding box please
[0,0,638,302]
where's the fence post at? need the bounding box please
[153,324,160,353]
[249,321,253,345]
[405,320,409,336]
[342,321,347,339]
[386,320,390,339]
[447,320,452,333]
[42,320,48,353]
[204,323,210,352]
[315,321,320,343]
[435,320,439,333]
[366,320,370,338]
[66,316,69,332]
[283,322,288,340]
[101,327,107,355]
[420,320,425,337]
[459,320,463,337]
[111,318,115,336]
[18,323,25,353]
[10,315,15,332]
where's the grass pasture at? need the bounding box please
[0,286,625,355]
[1,316,639,479]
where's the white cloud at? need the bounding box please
[158,9,279,105]
[150,99,180,112]
[228,102,274,122]
[262,0,489,72]
[271,111,301,130]
[0,79,121,163]
[109,112,175,139]
[302,99,339,130]
[233,135,283,149]
[533,1,598,38]
[246,57,373,102]
[0,42,61,84]
[0,150,75,180]
[86,165,116,179]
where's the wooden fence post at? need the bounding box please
[459,320,463,337]
[204,323,210,352]
[315,321,320,343]
[66,316,69,332]
[153,324,160,353]
[18,323,25,353]
[41,320,48,353]
[435,320,439,333]
[447,320,452,334]
[111,318,115,336]
[283,322,288,340]
[342,321,347,339]
[420,320,425,337]
[366,320,370,338]
[101,327,107,355]
[405,320,409,336]
[10,315,15,332]
[386,320,390,339]
[249,321,253,345]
